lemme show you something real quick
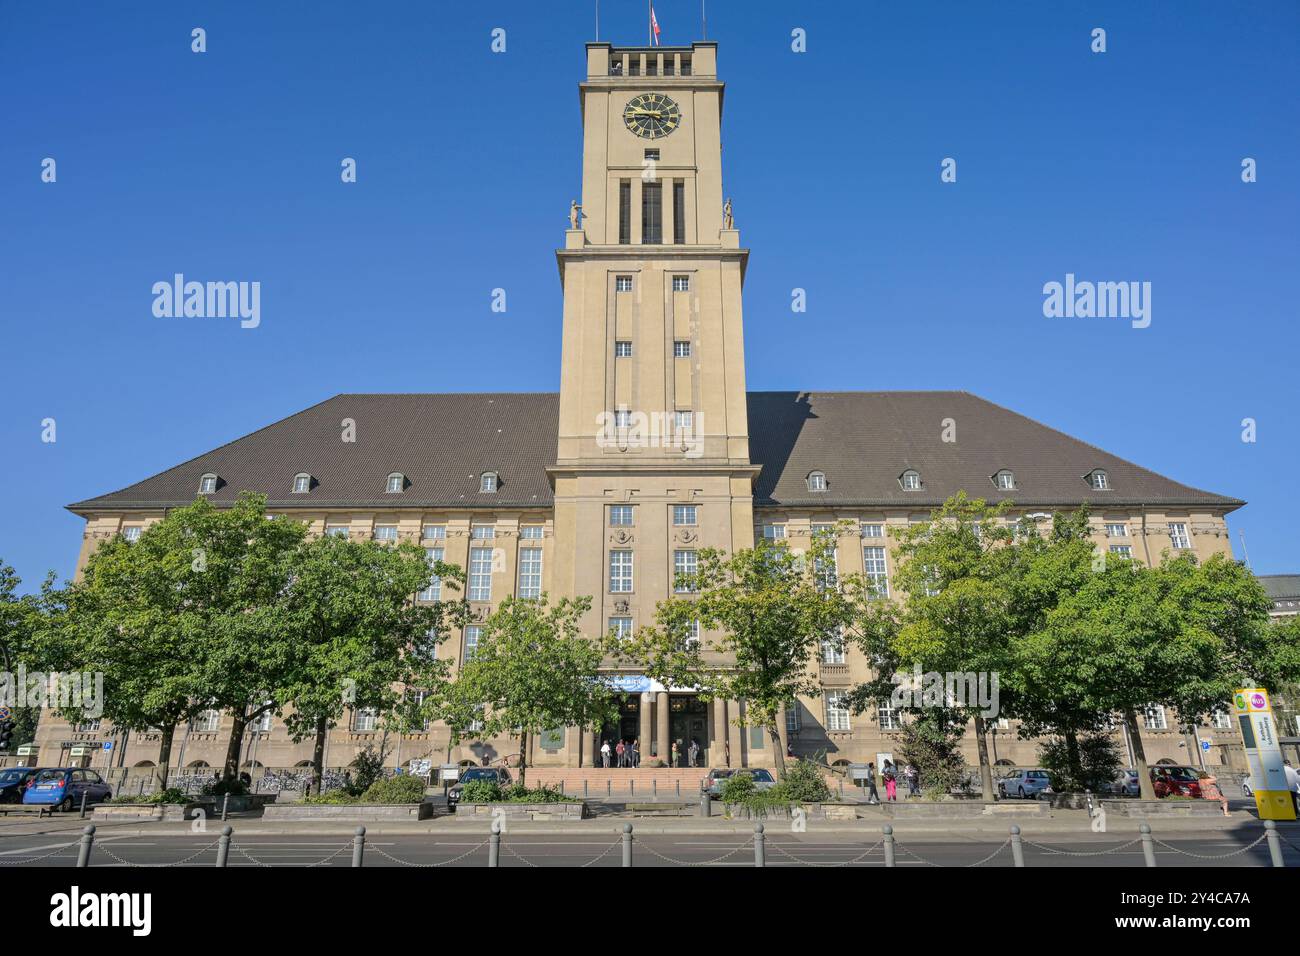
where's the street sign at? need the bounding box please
[1234,687,1296,821]
[103,741,114,751]
[1200,739,1211,752]
[439,763,460,782]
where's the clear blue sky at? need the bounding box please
[2,1,1297,590]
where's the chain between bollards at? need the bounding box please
[882,824,896,867]
[753,822,765,867]
[1264,820,1284,867]
[216,825,232,867]
[622,823,634,867]
[1010,824,1025,867]
[351,826,366,867]
[488,829,501,867]
[76,824,95,867]
[1139,823,1157,867]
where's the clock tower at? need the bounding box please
[549,42,758,643]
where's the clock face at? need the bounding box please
[623,93,681,140]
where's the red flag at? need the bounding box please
[651,4,661,45]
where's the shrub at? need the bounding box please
[458,780,503,803]
[111,788,191,806]
[897,716,966,799]
[304,789,360,805]
[774,759,833,803]
[347,746,387,796]
[459,781,574,804]
[718,772,757,804]
[361,774,426,804]
[1038,734,1124,794]
[202,777,249,797]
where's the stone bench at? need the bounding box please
[261,802,434,822]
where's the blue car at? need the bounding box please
[0,767,44,804]
[22,768,113,812]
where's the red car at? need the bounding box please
[1151,766,1202,798]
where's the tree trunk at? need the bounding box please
[1064,729,1084,790]
[767,722,787,778]
[155,723,176,792]
[973,715,995,801]
[517,730,529,789]
[1124,707,1156,800]
[222,709,248,781]
[310,716,328,795]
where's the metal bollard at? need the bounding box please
[216,825,232,867]
[883,825,896,868]
[838,780,844,801]
[653,779,657,797]
[753,822,765,867]
[607,780,611,797]
[584,780,589,798]
[352,826,366,867]
[1010,824,1025,867]
[631,780,635,797]
[1084,788,1094,819]
[1264,820,1284,868]
[79,790,88,820]
[76,824,96,868]
[700,792,711,818]
[488,829,501,867]
[676,780,681,798]
[622,823,634,867]
[1139,823,1157,867]
[221,793,230,822]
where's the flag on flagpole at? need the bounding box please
[650,3,661,45]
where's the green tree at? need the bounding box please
[274,533,466,794]
[442,595,616,787]
[0,561,63,750]
[623,530,860,779]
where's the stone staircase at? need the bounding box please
[523,767,710,798]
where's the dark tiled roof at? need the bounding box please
[68,391,1242,514]
[1258,575,1300,602]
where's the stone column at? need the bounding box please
[638,692,653,760]
[655,692,669,764]
[580,729,595,768]
[727,699,744,768]
[711,698,727,767]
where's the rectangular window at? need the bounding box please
[680,56,691,76]
[609,617,634,640]
[372,525,398,542]
[352,708,377,732]
[860,523,884,538]
[121,526,141,542]
[672,504,697,526]
[422,524,446,541]
[826,693,851,732]
[518,547,543,599]
[618,180,631,244]
[1105,523,1128,538]
[519,525,544,539]
[673,410,693,430]
[821,635,845,665]
[672,275,690,292]
[762,524,786,541]
[1143,703,1167,731]
[326,525,349,538]
[609,550,634,593]
[641,181,662,244]
[1211,710,1232,730]
[1109,545,1133,559]
[192,710,220,733]
[877,699,899,731]
[463,626,481,661]
[673,340,691,358]
[615,340,633,357]
[469,548,494,602]
[1168,523,1191,550]
[814,549,838,592]
[673,181,686,244]
[419,547,444,601]
[785,703,801,734]
[609,505,634,526]
[615,275,633,292]
[613,408,631,427]
[643,148,660,162]
[863,546,889,598]
[685,619,701,648]
[674,550,697,592]
[471,525,495,540]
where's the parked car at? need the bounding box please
[702,768,776,796]
[1110,769,1141,797]
[21,768,112,811]
[1110,766,1204,798]
[446,766,512,809]
[996,769,1053,799]
[0,767,44,804]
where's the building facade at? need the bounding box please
[26,42,1248,780]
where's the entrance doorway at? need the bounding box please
[668,695,710,767]
[597,695,642,766]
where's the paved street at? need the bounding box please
[2,821,1297,867]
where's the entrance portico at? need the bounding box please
[589,676,745,769]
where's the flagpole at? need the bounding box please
[595,0,599,41]
[702,1,707,40]
[648,0,652,45]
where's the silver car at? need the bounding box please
[703,768,776,796]
[997,769,1052,799]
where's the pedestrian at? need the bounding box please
[689,737,700,768]
[616,739,626,768]
[1285,760,1300,815]
[671,740,680,768]
[882,761,897,802]
[600,739,611,768]
[905,762,920,797]
[630,739,640,768]
[865,762,880,805]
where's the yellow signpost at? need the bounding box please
[1233,687,1297,821]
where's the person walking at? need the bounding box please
[882,761,897,802]
[905,762,920,797]
[615,739,626,768]
[600,739,611,768]
[865,762,880,805]
[688,737,701,768]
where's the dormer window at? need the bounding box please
[1087,469,1110,491]
[900,470,922,491]
[479,472,499,494]
[386,473,405,494]
[198,473,219,495]
[292,473,312,494]
[993,470,1015,491]
[807,471,828,492]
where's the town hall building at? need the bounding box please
[31,42,1246,782]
